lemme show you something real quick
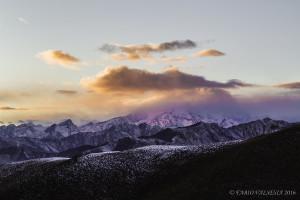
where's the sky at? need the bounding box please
[0,0,300,123]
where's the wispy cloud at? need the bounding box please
[275,82,300,89]
[17,17,29,25]
[56,90,78,95]
[0,91,32,101]
[194,49,225,57]
[37,50,82,70]
[81,66,252,93]
[160,56,188,63]
[100,40,197,61]
[0,106,27,111]
[111,53,142,61]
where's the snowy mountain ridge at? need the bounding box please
[127,110,248,128]
[0,110,292,164]
[0,110,249,140]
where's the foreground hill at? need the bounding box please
[141,124,300,200]
[0,125,299,200]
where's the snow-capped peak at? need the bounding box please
[127,110,246,128]
[79,117,133,133]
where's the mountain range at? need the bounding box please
[0,111,291,163]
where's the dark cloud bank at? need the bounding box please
[100,40,197,54]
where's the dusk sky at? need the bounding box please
[1,0,300,123]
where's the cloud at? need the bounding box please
[154,40,197,51]
[0,106,27,111]
[0,91,32,101]
[110,54,188,63]
[195,49,225,57]
[275,82,300,89]
[3,81,300,123]
[17,17,29,24]
[81,66,252,93]
[56,90,78,95]
[37,50,82,70]
[237,95,300,121]
[111,53,142,61]
[99,44,120,53]
[100,40,197,61]
[160,56,188,63]
[0,106,16,110]
[100,40,197,53]
[130,88,241,115]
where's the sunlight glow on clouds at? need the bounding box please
[80,66,253,93]
[56,90,78,95]
[160,56,188,63]
[275,82,300,89]
[37,50,82,70]
[2,34,300,123]
[195,49,225,57]
[0,106,27,111]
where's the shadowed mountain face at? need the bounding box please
[0,118,291,163]
[0,125,299,200]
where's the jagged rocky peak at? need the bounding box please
[1,123,16,130]
[184,121,220,128]
[248,117,289,127]
[260,117,289,126]
[45,119,79,138]
[45,123,56,132]
[79,116,133,133]
[261,117,290,130]
[59,119,78,132]
[0,122,47,138]
[59,119,76,127]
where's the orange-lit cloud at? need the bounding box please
[37,50,81,70]
[110,53,188,63]
[0,106,27,111]
[195,49,225,57]
[0,91,33,102]
[0,80,300,123]
[111,52,142,61]
[81,66,252,93]
[0,106,17,110]
[275,82,300,89]
[56,90,78,95]
[160,56,188,63]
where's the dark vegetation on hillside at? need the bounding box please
[139,125,300,200]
